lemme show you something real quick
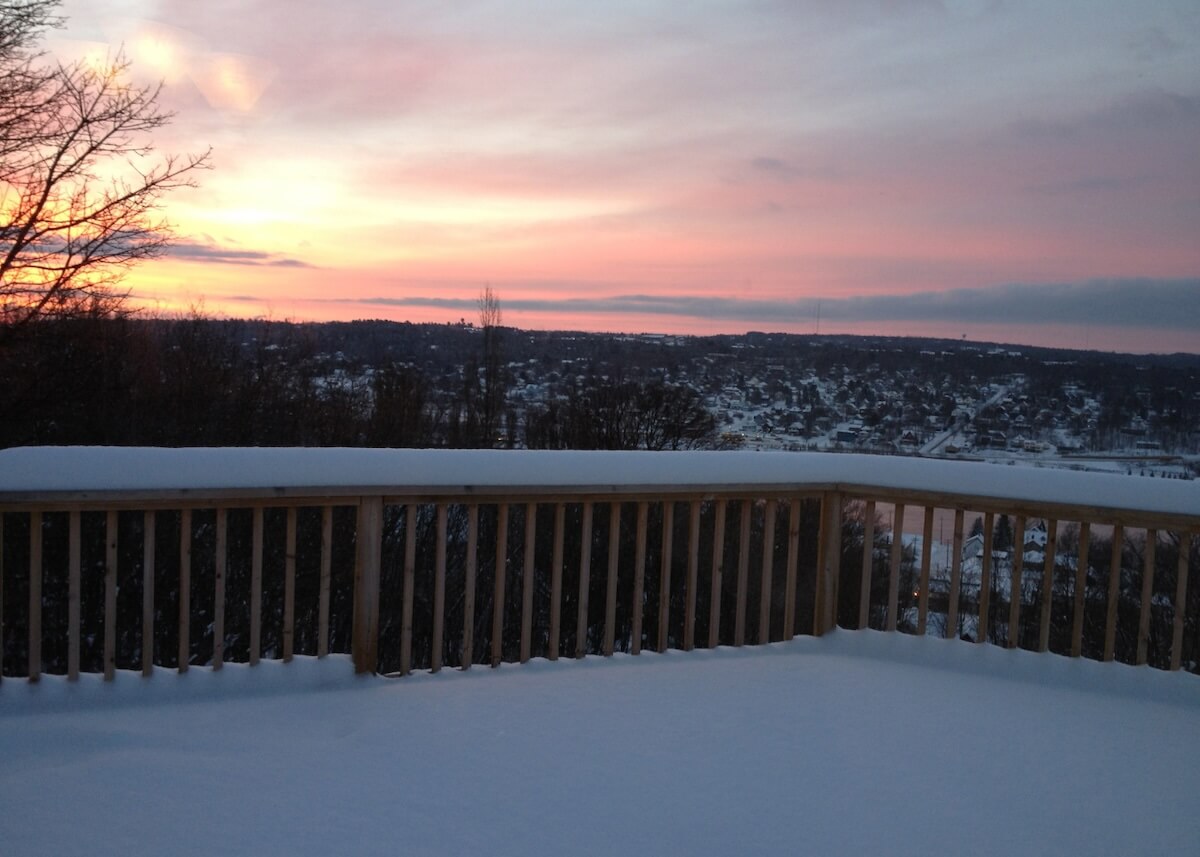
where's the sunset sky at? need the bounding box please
[51,1,1200,352]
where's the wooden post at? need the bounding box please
[282,507,296,663]
[29,511,41,682]
[947,509,964,639]
[632,501,648,655]
[142,511,155,676]
[710,499,727,648]
[978,513,993,644]
[815,492,843,636]
[735,501,750,646]
[684,500,700,651]
[1070,522,1089,658]
[1008,515,1025,649]
[214,508,227,670]
[68,510,80,681]
[658,501,673,653]
[250,507,264,666]
[521,503,536,663]
[104,510,117,680]
[887,503,904,632]
[352,497,383,675]
[604,502,620,656]
[917,506,934,636]
[178,509,192,673]
[783,498,800,640]
[0,515,4,683]
[317,506,331,659]
[576,502,593,658]
[463,504,478,669]
[1038,519,1057,653]
[1103,525,1123,662]
[1171,532,1191,671]
[400,504,416,675]
[759,499,777,644]
[491,504,508,667]
[1136,529,1156,666]
[549,503,564,660]
[432,503,447,673]
[859,500,875,630]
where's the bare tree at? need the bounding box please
[0,0,208,334]
[477,285,505,445]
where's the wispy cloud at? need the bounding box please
[340,279,1200,331]
[167,240,313,268]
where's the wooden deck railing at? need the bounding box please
[0,448,1196,681]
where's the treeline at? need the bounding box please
[0,313,716,451]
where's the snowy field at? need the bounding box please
[1,632,1197,857]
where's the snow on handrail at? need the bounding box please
[1,447,1197,525]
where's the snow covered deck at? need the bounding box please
[1,447,1197,853]
[2,630,1198,857]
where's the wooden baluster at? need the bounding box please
[29,511,42,682]
[1070,522,1089,658]
[401,504,417,675]
[463,504,478,669]
[352,498,383,675]
[977,513,994,644]
[1136,529,1156,666]
[684,500,700,651]
[1038,519,1057,653]
[1103,525,1123,662]
[759,499,776,644]
[783,498,799,640]
[887,503,904,632]
[317,506,331,659]
[576,502,593,658]
[859,500,876,630]
[917,506,934,636]
[214,509,227,670]
[1008,515,1025,649]
[947,509,964,639]
[104,510,117,680]
[632,502,648,655]
[521,503,536,664]
[490,504,508,667]
[735,501,750,646]
[604,502,620,656]
[1171,532,1191,671]
[68,510,80,680]
[142,511,155,675]
[710,499,727,648]
[657,501,673,653]
[549,503,564,660]
[250,507,264,666]
[282,507,296,663]
[432,503,447,673]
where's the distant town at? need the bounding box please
[3,315,1197,482]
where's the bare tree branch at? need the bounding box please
[0,1,209,333]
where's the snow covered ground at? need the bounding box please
[2,631,1197,857]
